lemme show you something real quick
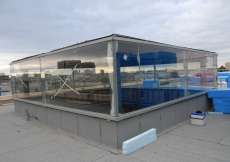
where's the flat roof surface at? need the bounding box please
[11,34,216,64]
[0,105,229,162]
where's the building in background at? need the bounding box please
[0,73,11,92]
[225,62,230,70]
[57,60,81,69]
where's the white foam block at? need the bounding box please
[208,112,223,114]
[122,128,157,155]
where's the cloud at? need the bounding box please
[0,0,230,74]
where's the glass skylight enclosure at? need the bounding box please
[10,35,217,117]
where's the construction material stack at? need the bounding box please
[208,89,230,114]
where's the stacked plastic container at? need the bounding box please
[143,79,160,88]
[208,89,230,113]
[208,72,230,114]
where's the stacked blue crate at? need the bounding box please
[218,76,228,82]
[143,79,160,88]
[158,51,177,64]
[119,51,178,110]
[171,72,178,78]
[139,52,162,65]
[208,89,230,113]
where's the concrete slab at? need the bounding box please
[139,109,161,133]
[14,100,21,113]
[160,104,176,131]
[78,114,101,143]
[94,154,145,162]
[175,101,188,124]
[130,142,223,162]
[36,105,47,124]
[220,137,230,147]
[47,108,61,128]
[27,103,37,118]
[100,119,118,149]
[20,102,27,115]
[1,105,230,162]
[37,145,110,162]
[117,116,140,149]
[60,111,78,134]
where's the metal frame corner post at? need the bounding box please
[112,39,119,117]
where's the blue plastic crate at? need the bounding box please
[228,83,230,88]
[0,87,2,96]
[218,72,230,76]
[158,51,176,58]
[213,99,230,106]
[218,76,229,82]
[143,79,160,87]
[139,52,162,65]
[171,72,178,78]
[116,52,139,67]
[162,58,177,64]
[215,105,230,114]
[208,89,230,98]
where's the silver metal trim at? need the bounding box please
[112,39,119,117]
[10,37,112,65]
[113,36,216,55]
[10,35,217,65]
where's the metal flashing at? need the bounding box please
[10,33,216,65]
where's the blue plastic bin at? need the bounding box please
[218,72,230,76]
[162,58,177,64]
[213,99,230,106]
[0,87,2,96]
[158,51,176,58]
[208,89,230,98]
[218,76,229,82]
[215,105,230,114]
[143,79,160,87]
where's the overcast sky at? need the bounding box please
[0,0,229,74]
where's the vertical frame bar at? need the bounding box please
[112,39,119,117]
[40,57,47,104]
[213,53,218,88]
[10,65,15,99]
[183,50,188,97]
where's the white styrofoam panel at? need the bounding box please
[122,128,157,155]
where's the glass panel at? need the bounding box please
[116,41,188,114]
[186,51,216,95]
[10,65,16,96]
[10,59,42,102]
[40,42,113,115]
[213,55,218,88]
